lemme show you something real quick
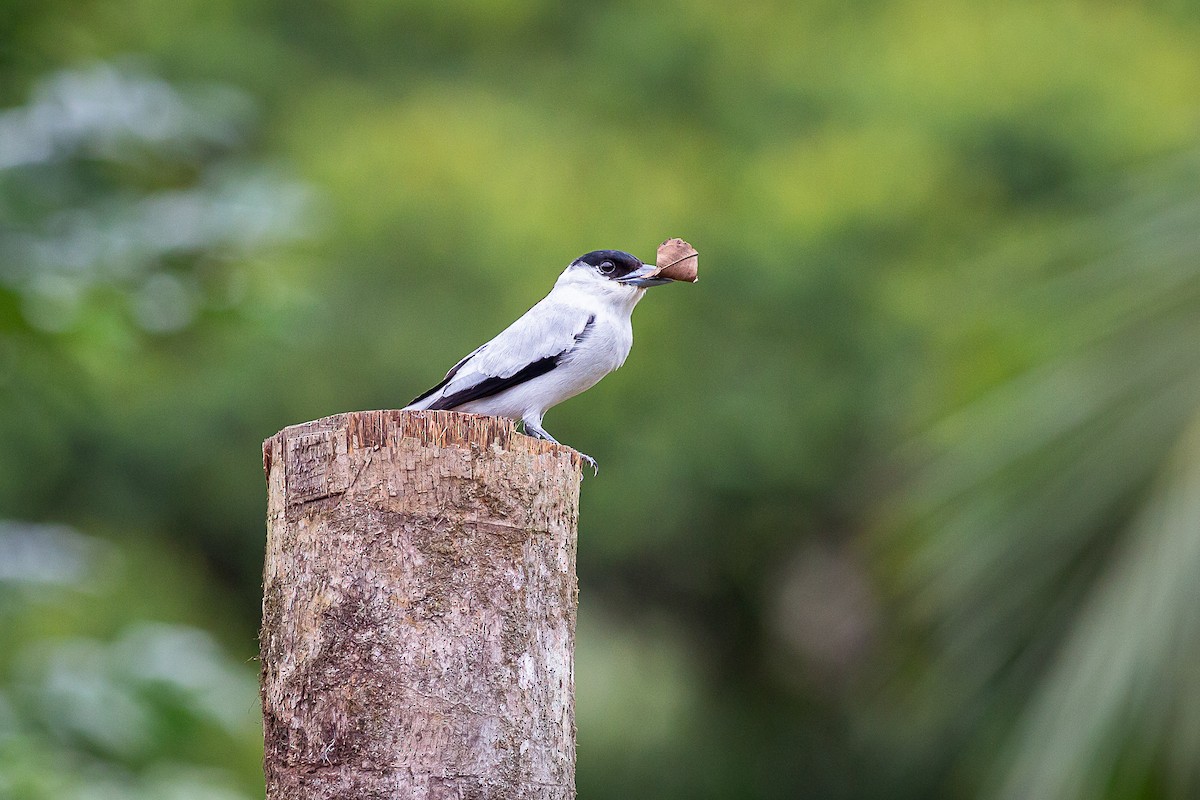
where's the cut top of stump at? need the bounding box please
[262,409,583,476]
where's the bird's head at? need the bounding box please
[559,249,673,300]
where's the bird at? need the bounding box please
[404,249,675,473]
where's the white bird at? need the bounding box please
[404,249,675,472]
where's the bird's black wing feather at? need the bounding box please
[421,314,595,411]
[426,355,559,410]
[407,345,486,406]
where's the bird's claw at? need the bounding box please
[579,453,598,476]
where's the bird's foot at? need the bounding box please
[522,419,597,475]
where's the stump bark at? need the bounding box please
[260,410,581,800]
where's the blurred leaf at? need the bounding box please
[877,154,1200,799]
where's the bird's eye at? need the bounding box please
[599,261,616,275]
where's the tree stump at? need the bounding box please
[260,410,581,799]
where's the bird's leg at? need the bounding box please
[523,418,598,476]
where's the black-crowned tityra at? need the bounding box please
[404,249,677,472]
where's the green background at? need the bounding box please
[3,1,1200,797]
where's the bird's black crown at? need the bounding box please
[573,250,643,280]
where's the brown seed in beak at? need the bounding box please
[653,238,699,283]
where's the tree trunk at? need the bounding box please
[260,410,581,800]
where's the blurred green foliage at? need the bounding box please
[2,1,1200,798]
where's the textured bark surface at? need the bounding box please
[260,410,581,800]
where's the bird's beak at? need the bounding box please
[616,263,673,288]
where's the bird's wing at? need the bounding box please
[405,344,485,407]
[407,298,595,411]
